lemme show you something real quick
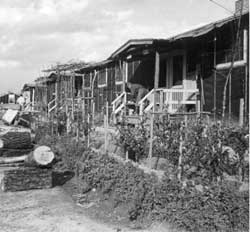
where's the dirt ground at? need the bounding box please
[0,185,174,232]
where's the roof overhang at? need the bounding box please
[110,39,155,59]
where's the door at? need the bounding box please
[165,51,186,89]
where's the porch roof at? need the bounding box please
[75,59,114,73]
[110,12,249,59]
[22,83,36,91]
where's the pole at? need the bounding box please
[149,51,160,160]
[213,33,217,120]
[239,98,244,126]
[229,73,232,121]
[244,29,248,124]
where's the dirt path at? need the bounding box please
[0,187,172,232]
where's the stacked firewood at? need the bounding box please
[0,130,55,192]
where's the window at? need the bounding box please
[173,55,183,86]
[84,73,91,88]
[115,64,123,85]
[98,68,107,87]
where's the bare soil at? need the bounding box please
[0,182,174,232]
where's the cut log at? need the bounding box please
[0,148,33,158]
[0,146,54,167]
[25,146,55,167]
[0,131,32,149]
[0,139,3,149]
[0,155,27,164]
[1,167,52,192]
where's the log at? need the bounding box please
[0,148,33,157]
[25,146,55,167]
[0,131,32,149]
[0,155,27,164]
[0,146,54,167]
[0,139,3,149]
[1,167,52,192]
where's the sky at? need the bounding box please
[0,0,236,94]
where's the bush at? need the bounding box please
[116,118,149,162]
[78,151,249,231]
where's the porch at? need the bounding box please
[110,42,200,122]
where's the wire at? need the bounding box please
[208,0,234,14]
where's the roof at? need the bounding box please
[22,83,35,91]
[110,12,249,59]
[43,61,89,72]
[76,59,114,73]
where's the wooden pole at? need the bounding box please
[71,74,75,124]
[32,88,35,111]
[106,101,109,123]
[148,114,154,160]
[149,51,160,160]
[153,52,160,112]
[213,34,217,120]
[229,73,232,121]
[239,98,244,126]
[82,74,85,122]
[92,102,95,128]
[104,115,108,153]
[244,29,248,124]
[87,113,90,148]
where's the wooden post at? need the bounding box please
[82,74,85,122]
[106,101,109,123]
[213,34,217,120]
[87,113,90,148]
[32,88,35,111]
[104,115,108,153]
[153,52,160,112]
[92,102,95,128]
[229,73,232,121]
[239,98,244,126]
[71,74,75,122]
[177,117,186,181]
[244,29,248,124]
[148,113,154,160]
[148,51,160,160]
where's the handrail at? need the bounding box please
[162,88,198,93]
[138,87,199,115]
[138,89,154,105]
[111,91,126,105]
[48,98,56,108]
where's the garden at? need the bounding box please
[37,116,249,232]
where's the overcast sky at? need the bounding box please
[0,0,236,94]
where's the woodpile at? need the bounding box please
[0,127,54,192]
[0,131,33,157]
[1,167,52,192]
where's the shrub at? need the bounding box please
[78,151,249,231]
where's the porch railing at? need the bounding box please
[48,98,57,114]
[138,88,199,115]
[111,92,127,115]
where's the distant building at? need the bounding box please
[0,92,19,104]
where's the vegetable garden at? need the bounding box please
[37,117,249,232]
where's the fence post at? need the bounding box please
[148,113,154,160]
[239,98,244,126]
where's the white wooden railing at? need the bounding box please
[48,98,57,114]
[138,88,199,115]
[111,92,127,115]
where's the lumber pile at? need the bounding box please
[0,131,33,157]
[0,125,54,191]
[1,167,52,192]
